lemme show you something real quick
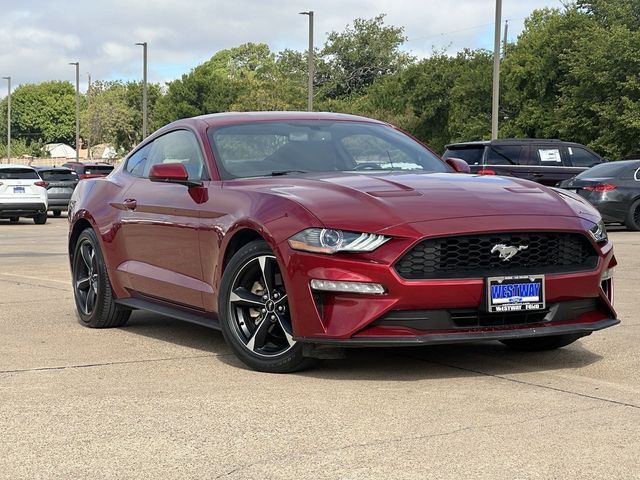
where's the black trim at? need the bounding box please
[115,297,220,330]
[295,318,620,346]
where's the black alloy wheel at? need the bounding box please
[219,240,315,372]
[74,239,99,316]
[625,199,640,231]
[72,228,130,328]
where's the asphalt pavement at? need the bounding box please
[0,216,638,479]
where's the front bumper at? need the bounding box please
[278,215,618,345]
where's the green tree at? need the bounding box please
[2,81,77,146]
[317,15,412,99]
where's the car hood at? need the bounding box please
[234,172,600,232]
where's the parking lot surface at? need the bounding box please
[0,216,639,479]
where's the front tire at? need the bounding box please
[624,199,640,231]
[219,240,316,373]
[33,212,47,224]
[500,333,584,351]
[72,228,131,328]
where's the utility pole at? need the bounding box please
[87,73,91,159]
[135,42,148,139]
[69,62,80,161]
[503,19,509,57]
[2,76,10,162]
[491,0,502,140]
[299,11,314,111]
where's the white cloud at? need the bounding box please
[0,0,563,95]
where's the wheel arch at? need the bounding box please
[69,217,94,264]
[222,227,267,272]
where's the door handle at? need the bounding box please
[123,198,137,210]
[532,173,544,177]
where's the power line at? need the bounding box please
[406,17,525,44]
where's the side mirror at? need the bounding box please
[445,157,471,174]
[149,163,202,187]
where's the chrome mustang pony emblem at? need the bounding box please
[491,243,528,262]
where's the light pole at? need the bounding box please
[299,11,314,112]
[491,0,502,140]
[69,62,80,161]
[135,42,148,139]
[2,76,10,162]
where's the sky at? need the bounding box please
[0,0,564,96]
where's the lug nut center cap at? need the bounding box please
[265,300,275,312]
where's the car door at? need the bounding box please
[118,129,209,309]
[527,144,578,186]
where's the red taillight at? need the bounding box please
[478,169,496,175]
[79,174,90,180]
[584,184,617,192]
[34,181,49,188]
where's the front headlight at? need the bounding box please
[589,219,608,243]
[288,228,390,254]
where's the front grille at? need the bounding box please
[395,232,598,280]
[450,309,549,328]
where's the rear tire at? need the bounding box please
[500,334,584,351]
[624,199,640,231]
[9,217,19,223]
[53,210,62,217]
[72,228,131,328]
[33,212,47,224]
[219,239,316,373]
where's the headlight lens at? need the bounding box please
[589,219,608,243]
[288,228,390,254]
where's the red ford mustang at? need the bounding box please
[68,112,618,372]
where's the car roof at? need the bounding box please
[157,111,388,132]
[0,164,36,170]
[445,138,585,148]
[594,159,640,168]
[63,161,112,166]
[34,166,74,171]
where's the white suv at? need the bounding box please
[0,164,49,224]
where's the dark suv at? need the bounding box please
[62,162,114,180]
[442,139,606,186]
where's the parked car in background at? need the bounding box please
[62,162,114,180]
[443,139,606,186]
[68,112,617,373]
[558,160,640,230]
[35,166,79,217]
[0,164,49,224]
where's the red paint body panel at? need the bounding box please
[68,112,618,345]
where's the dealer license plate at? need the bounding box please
[13,186,25,193]
[486,275,545,313]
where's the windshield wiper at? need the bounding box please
[270,170,308,176]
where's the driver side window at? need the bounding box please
[144,130,207,181]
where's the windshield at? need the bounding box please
[85,165,114,175]
[0,168,40,180]
[39,170,78,181]
[208,121,448,179]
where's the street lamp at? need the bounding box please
[299,11,314,112]
[1,76,10,162]
[69,62,80,161]
[135,42,148,139]
[491,0,502,139]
